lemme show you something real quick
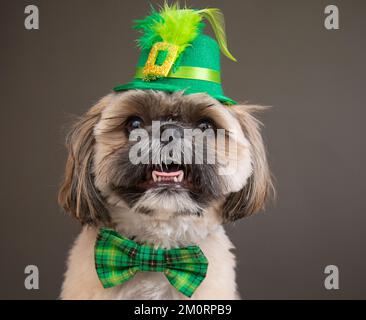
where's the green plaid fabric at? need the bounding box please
[95,228,208,298]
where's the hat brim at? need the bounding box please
[113,81,237,106]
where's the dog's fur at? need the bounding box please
[59,90,273,299]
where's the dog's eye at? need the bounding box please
[197,119,215,131]
[126,116,144,133]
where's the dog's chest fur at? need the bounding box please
[61,211,239,300]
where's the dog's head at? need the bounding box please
[58,90,273,226]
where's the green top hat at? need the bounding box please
[114,3,237,105]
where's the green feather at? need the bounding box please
[133,9,164,49]
[134,3,203,54]
[157,4,203,54]
[133,2,236,61]
[198,8,237,62]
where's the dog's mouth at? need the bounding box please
[138,164,193,189]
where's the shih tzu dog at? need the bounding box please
[58,4,273,300]
[58,90,272,299]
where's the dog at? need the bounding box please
[58,90,273,299]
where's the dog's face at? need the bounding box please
[59,90,272,225]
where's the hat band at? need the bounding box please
[134,66,221,84]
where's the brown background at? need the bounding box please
[1,0,365,299]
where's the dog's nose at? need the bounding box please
[160,123,184,143]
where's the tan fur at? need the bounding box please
[222,104,274,221]
[58,95,113,224]
[59,90,273,299]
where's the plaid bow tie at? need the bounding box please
[94,228,208,297]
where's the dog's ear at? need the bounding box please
[222,104,274,222]
[58,95,112,225]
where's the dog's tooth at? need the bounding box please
[178,171,184,182]
[152,172,157,182]
[158,177,161,182]
[174,177,178,183]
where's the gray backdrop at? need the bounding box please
[1,0,365,299]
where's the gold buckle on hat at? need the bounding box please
[143,42,179,80]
